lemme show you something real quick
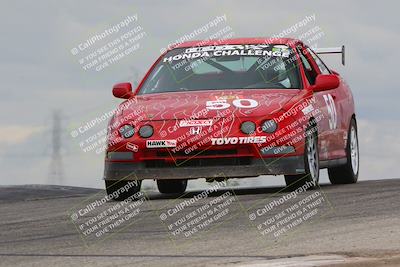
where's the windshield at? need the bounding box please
[139,44,301,94]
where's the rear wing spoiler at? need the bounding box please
[314,45,345,66]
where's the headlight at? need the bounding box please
[261,120,277,133]
[119,124,135,138]
[240,121,256,134]
[139,125,154,138]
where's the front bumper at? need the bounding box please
[103,156,305,181]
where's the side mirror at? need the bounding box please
[312,74,340,92]
[112,83,133,99]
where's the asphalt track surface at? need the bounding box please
[1,179,400,267]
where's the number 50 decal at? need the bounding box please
[206,99,258,110]
[323,94,337,130]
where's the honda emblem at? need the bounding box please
[190,126,202,135]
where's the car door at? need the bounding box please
[307,47,346,159]
[297,46,340,161]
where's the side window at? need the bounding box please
[298,47,318,85]
[308,48,331,74]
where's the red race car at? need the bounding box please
[104,38,359,200]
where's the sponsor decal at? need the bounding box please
[126,142,139,152]
[272,45,290,53]
[179,119,213,127]
[146,139,177,148]
[211,136,267,145]
[163,45,290,63]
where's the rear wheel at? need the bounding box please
[285,123,319,190]
[328,118,359,184]
[105,180,141,201]
[157,179,187,194]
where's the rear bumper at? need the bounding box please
[103,156,305,181]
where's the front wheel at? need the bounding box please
[328,118,359,184]
[157,179,187,194]
[285,123,319,190]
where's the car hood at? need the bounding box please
[120,89,301,120]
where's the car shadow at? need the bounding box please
[145,183,332,200]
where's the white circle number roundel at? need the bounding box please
[206,99,258,110]
[323,94,337,130]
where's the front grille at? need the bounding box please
[145,157,252,168]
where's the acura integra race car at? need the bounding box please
[104,38,359,200]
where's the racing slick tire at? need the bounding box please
[105,180,142,201]
[328,118,359,184]
[157,179,188,194]
[284,122,319,190]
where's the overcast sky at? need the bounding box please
[0,0,399,189]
